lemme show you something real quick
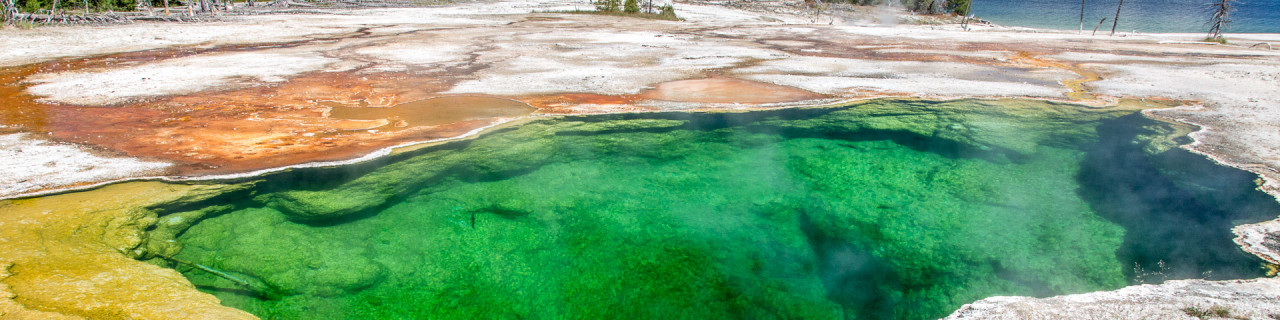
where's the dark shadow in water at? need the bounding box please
[1077,113,1280,282]
[295,162,549,228]
[798,210,900,320]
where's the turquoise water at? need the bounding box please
[972,0,1280,33]
[163,100,1277,319]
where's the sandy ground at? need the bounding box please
[2,0,1280,318]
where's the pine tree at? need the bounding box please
[946,0,971,16]
[595,0,619,12]
[659,3,674,18]
[624,0,638,13]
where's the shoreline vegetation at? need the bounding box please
[538,0,681,22]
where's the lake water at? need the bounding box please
[166,99,1278,319]
[972,0,1280,33]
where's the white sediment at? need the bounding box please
[446,29,786,96]
[25,50,339,105]
[0,133,171,196]
[1234,219,1280,265]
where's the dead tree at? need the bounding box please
[47,0,61,22]
[1078,0,1085,33]
[1207,0,1236,41]
[2,0,15,24]
[136,0,152,15]
[1109,0,1124,36]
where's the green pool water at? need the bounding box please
[164,99,1277,319]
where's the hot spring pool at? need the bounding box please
[158,99,1277,319]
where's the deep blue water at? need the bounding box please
[971,0,1280,33]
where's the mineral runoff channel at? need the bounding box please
[2,98,1278,319]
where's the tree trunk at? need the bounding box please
[1208,0,1233,40]
[960,0,973,30]
[1078,0,1085,33]
[1110,0,1124,36]
[2,0,12,24]
[84,0,89,15]
[199,0,211,12]
[137,0,151,15]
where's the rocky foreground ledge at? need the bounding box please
[2,0,1280,319]
[947,277,1280,319]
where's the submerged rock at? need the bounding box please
[179,207,390,297]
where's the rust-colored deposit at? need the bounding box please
[327,96,536,128]
[519,93,649,114]
[639,77,824,104]
[1009,51,1101,101]
[0,49,524,176]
